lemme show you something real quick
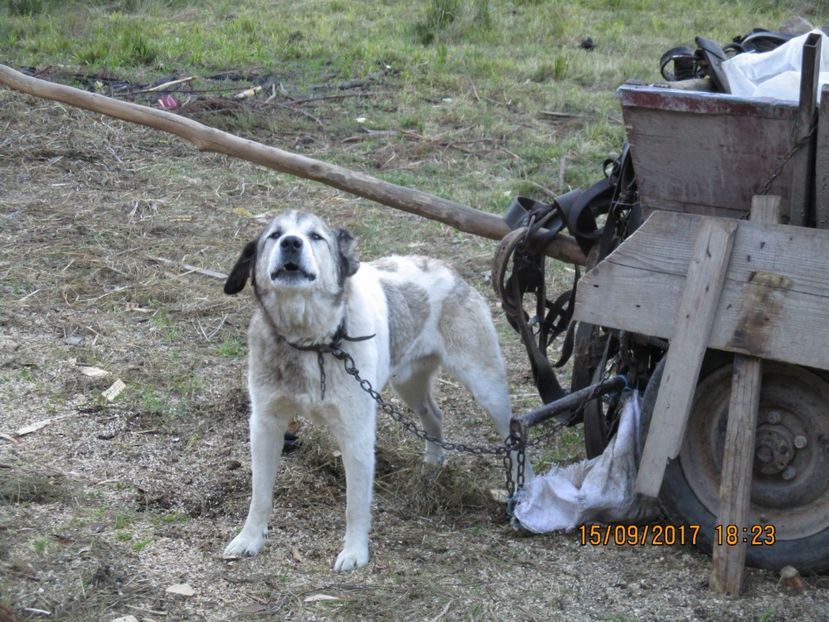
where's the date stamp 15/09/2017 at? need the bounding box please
[578,523,777,547]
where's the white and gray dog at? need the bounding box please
[223,210,530,571]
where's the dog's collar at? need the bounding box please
[287,320,375,353]
[281,322,375,401]
[252,275,373,399]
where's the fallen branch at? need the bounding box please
[288,91,376,106]
[538,110,588,120]
[136,76,196,94]
[147,255,228,280]
[0,64,586,265]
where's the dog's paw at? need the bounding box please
[333,546,369,572]
[223,530,266,559]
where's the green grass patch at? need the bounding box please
[216,336,246,358]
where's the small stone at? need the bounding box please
[780,565,805,593]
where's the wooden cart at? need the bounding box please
[567,36,829,593]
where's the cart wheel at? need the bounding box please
[641,353,829,574]
[573,324,621,458]
[583,356,622,459]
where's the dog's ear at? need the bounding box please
[336,228,360,281]
[224,240,257,295]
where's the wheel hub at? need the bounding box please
[755,422,795,475]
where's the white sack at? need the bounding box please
[513,391,658,533]
[722,29,829,103]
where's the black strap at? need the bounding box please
[729,28,794,54]
[659,46,700,81]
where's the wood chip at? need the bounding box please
[15,414,76,436]
[110,616,139,622]
[125,303,152,313]
[165,583,195,597]
[489,488,509,504]
[233,85,262,100]
[291,546,304,562]
[78,365,110,378]
[303,594,343,603]
[102,379,127,402]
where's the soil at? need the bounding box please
[1,86,828,622]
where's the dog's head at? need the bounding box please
[224,211,360,297]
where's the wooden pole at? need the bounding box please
[789,33,820,226]
[709,195,782,595]
[0,64,586,265]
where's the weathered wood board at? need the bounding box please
[635,218,737,497]
[619,85,804,221]
[573,211,829,371]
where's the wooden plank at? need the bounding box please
[815,84,829,229]
[788,33,821,226]
[635,217,737,497]
[709,355,763,595]
[573,211,829,370]
[710,195,781,596]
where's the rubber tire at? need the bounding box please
[641,352,829,574]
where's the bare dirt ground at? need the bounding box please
[2,89,829,622]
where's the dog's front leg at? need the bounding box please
[331,415,375,572]
[224,410,287,558]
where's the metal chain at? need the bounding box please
[758,117,816,196]
[324,342,509,456]
[317,351,327,400]
[320,341,626,505]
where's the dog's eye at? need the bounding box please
[268,230,282,240]
[309,232,323,241]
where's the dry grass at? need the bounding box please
[0,460,65,507]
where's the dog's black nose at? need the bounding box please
[280,236,303,251]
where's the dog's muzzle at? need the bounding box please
[271,236,316,282]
